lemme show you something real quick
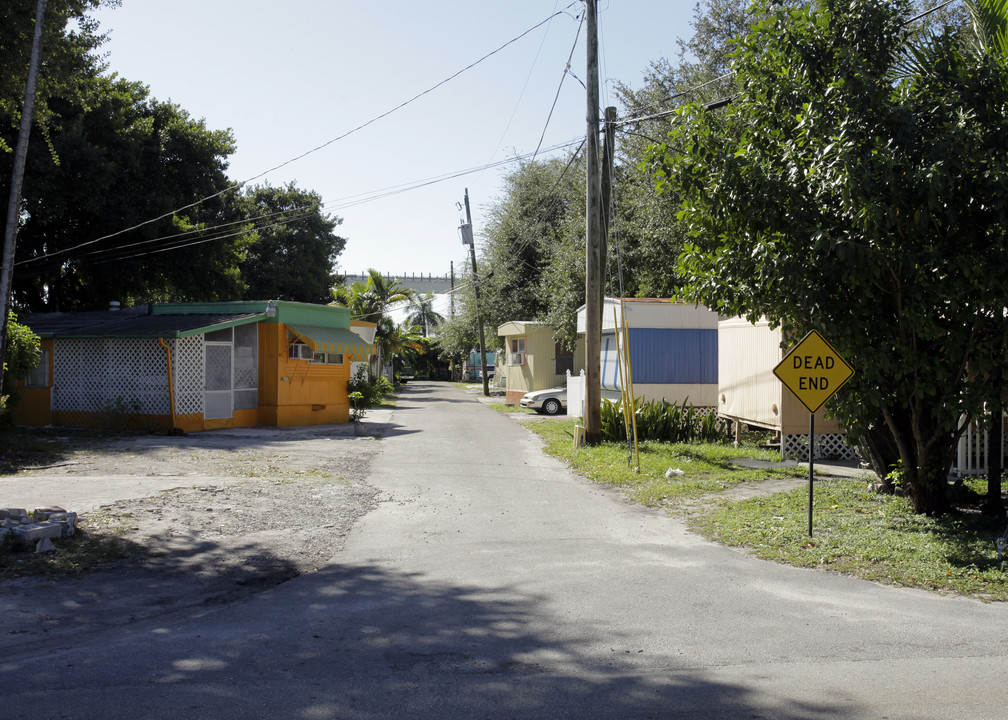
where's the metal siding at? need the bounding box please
[601,332,620,391]
[629,328,717,384]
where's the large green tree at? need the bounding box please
[2,0,252,311]
[649,0,1008,515]
[239,183,345,304]
[8,74,247,310]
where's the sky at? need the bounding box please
[90,1,696,282]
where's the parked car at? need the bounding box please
[520,387,567,415]
[400,367,415,381]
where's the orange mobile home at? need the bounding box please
[16,301,372,432]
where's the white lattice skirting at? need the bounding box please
[172,336,205,416]
[783,433,857,461]
[52,337,206,417]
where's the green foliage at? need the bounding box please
[239,183,345,304]
[1,313,41,425]
[0,0,110,158]
[649,0,1008,515]
[347,364,393,409]
[6,72,247,310]
[332,270,417,380]
[405,293,445,337]
[2,313,40,379]
[599,397,729,444]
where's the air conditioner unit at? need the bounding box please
[289,343,313,360]
[509,352,525,366]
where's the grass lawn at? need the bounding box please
[526,418,806,507]
[521,417,1008,601]
[692,477,1008,601]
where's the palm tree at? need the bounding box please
[331,270,417,379]
[379,318,425,370]
[405,293,446,337]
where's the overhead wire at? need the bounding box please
[21,4,583,271]
[532,7,585,160]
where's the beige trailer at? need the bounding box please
[718,316,854,460]
[497,321,584,406]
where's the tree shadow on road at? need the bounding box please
[3,560,864,719]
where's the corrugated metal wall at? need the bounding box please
[600,329,717,389]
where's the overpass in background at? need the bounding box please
[336,272,453,295]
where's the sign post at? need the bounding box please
[773,330,854,536]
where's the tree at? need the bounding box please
[1,312,40,422]
[405,293,444,337]
[6,72,248,311]
[1,0,110,158]
[331,269,416,379]
[649,0,1008,515]
[239,183,346,304]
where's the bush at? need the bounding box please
[347,365,394,409]
[600,397,729,444]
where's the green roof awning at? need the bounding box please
[288,324,372,361]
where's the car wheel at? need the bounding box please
[542,398,562,415]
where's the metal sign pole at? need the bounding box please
[808,412,815,537]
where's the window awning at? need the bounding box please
[287,324,373,361]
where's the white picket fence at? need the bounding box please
[954,414,1007,476]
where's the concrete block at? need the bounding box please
[0,508,28,521]
[35,537,56,553]
[0,527,9,547]
[47,512,77,537]
[10,522,65,548]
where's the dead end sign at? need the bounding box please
[773,330,854,413]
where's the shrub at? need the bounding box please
[600,397,729,444]
[347,365,394,409]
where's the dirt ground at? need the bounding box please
[0,425,384,650]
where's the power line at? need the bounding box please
[23,4,583,270]
[18,138,586,271]
[532,9,585,160]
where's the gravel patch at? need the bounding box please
[1,430,382,649]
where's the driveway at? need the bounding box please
[3,381,1008,719]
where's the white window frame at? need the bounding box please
[508,337,526,366]
[26,348,49,388]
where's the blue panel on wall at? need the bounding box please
[628,328,717,384]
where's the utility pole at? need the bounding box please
[463,188,490,397]
[584,0,603,443]
[450,260,455,318]
[0,0,47,401]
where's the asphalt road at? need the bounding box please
[4,382,1008,719]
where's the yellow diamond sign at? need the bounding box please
[773,330,854,413]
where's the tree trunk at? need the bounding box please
[884,402,954,516]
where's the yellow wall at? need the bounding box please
[259,323,352,426]
[14,339,53,427]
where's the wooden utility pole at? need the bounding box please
[0,0,47,400]
[464,189,490,397]
[584,0,603,442]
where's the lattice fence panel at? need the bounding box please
[53,338,169,414]
[173,336,204,416]
[783,433,857,461]
[954,414,1007,476]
